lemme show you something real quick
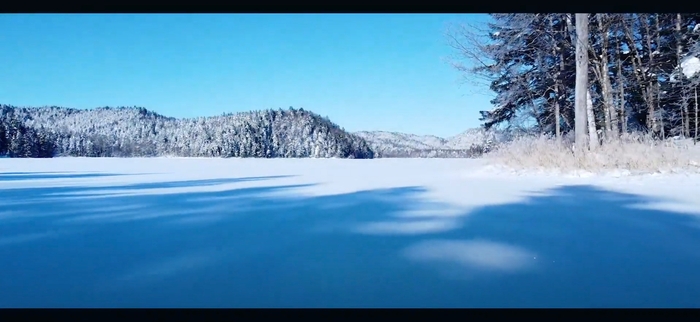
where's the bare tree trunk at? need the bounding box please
[532,51,547,135]
[586,89,599,149]
[562,111,573,131]
[616,32,627,135]
[621,14,655,133]
[658,83,665,139]
[643,16,657,134]
[589,17,612,135]
[593,14,616,138]
[654,15,665,140]
[693,86,698,144]
[575,13,590,155]
[549,15,563,142]
[591,65,610,138]
[554,95,561,141]
[676,14,690,138]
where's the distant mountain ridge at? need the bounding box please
[353,128,498,158]
[352,131,447,150]
[0,104,497,159]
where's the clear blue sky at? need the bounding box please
[0,14,493,137]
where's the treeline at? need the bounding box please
[448,13,700,141]
[0,105,374,159]
[0,116,55,158]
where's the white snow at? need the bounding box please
[2,157,699,226]
[681,56,700,79]
[403,239,536,274]
[2,157,700,307]
[2,157,699,224]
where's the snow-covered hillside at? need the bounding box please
[443,128,503,150]
[355,128,501,158]
[1,105,374,159]
[2,104,505,160]
[353,131,447,150]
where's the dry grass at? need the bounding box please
[485,132,700,175]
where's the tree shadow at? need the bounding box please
[1,176,699,308]
[381,185,700,308]
[1,171,81,175]
[0,176,295,206]
[0,172,132,182]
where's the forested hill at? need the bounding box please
[0,105,374,159]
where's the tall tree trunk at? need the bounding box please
[622,14,655,133]
[549,15,563,142]
[676,14,690,138]
[575,13,590,154]
[554,94,561,141]
[658,83,665,139]
[643,17,657,134]
[693,85,698,144]
[591,64,609,137]
[533,51,547,134]
[615,27,627,135]
[587,89,599,149]
[594,14,617,138]
[654,15,665,140]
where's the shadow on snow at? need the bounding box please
[0,172,134,182]
[1,173,699,308]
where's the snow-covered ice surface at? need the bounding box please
[2,157,700,308]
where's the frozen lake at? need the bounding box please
[1,157,700,308]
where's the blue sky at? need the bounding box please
[0,14,492,137]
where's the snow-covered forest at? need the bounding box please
[0,105,374,159]
[448,13,700,140]
[354,129,500,158]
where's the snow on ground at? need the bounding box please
[1,157,700,307]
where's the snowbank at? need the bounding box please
[485,133,700,175]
